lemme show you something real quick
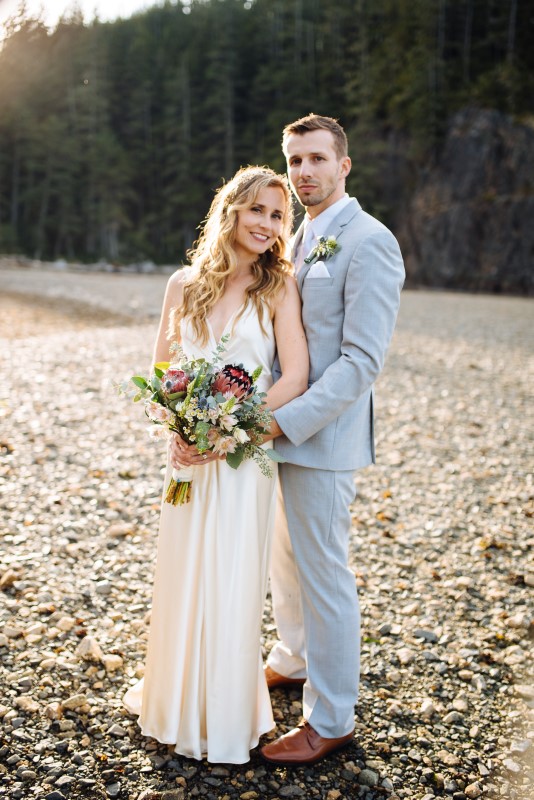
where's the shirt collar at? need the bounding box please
[304,193,352,239]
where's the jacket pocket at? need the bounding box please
[304,277,335,288]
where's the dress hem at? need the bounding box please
[130,715,276,764]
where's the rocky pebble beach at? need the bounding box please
[0,265,532,800]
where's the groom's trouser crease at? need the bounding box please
[269,464,359,738]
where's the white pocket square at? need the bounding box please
[306,260,331,279]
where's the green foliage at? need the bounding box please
[153,363,169,377]
[264,448,286,463]
[131,375,149,389]
[225,448,245,470]
[251,366,263,384]
[194,420,211,452]
[0,0,531,261]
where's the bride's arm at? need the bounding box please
[152,270,185,365]
[264,276,309,412]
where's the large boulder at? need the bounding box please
[399,108,534,295]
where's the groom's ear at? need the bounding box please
[340,156,352,179]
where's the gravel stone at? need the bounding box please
[437,750,461,767]
[397,647,416,665]
[75,635,104,662]
[13,696,40,713]
[358,769,379,787]
[465,783,483,799]
[107,723,129,737]
[443,711,465,724]
[514,685,534,701]
[503,758,522,773]
[61,694,88,710]
[55,775,76,787]
[102,654,124,673]
[0,268,532,800]
[414,628,439,643]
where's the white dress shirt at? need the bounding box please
[295,193,352,271]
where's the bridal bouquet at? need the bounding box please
[119,336,281,505]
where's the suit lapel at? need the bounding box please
[328,198,361,242]
[297,259,312,292]
[290,221,305,263]
[309,198,361,277]
[291,220,308,293]
[295,199,361,292]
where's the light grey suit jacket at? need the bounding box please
[273,198,405,471]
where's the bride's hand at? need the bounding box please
[169,434,222,468]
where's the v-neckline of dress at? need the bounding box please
[206,301,248,345]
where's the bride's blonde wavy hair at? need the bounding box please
[169,166,294,346]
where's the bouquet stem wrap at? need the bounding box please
[165,466,194,505]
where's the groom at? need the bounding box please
[261,114,405,765]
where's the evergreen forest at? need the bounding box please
[0,0,532,266]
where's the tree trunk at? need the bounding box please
[224,74,234,176]
[181,57,191,166]
[294,0,303,68]
[436,0,446,94]
[507,0,517,63]
[10,141,20,232]
[34,156,52,260]
[463,0,473,83]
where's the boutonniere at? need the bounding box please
[304,235,341,264]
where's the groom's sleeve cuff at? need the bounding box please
[273,403,307,448]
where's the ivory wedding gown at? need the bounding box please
[124,302,277,763]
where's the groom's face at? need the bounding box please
[284,129,351,216]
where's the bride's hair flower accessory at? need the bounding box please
[304,235,340,264]
[118,334,283,506]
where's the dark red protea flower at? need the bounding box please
[161,367,190,395]
[212,364,253,400]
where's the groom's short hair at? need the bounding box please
[282,114,348,160]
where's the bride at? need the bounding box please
[124,166,309,763]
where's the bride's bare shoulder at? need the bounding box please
[168,265,192,287]
[280,272,299,297]
[166,266,191,302]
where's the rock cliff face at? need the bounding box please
[398,108,534,295]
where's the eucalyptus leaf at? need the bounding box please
[225,448,245,470]
[265,448,286,463]
[131,376,148,389]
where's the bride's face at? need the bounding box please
[233,185,286,262]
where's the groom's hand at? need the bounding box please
[263,418,283,442]
[169,434,222,468]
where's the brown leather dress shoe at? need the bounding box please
[264,665,306,690]
[260,721,353,765]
